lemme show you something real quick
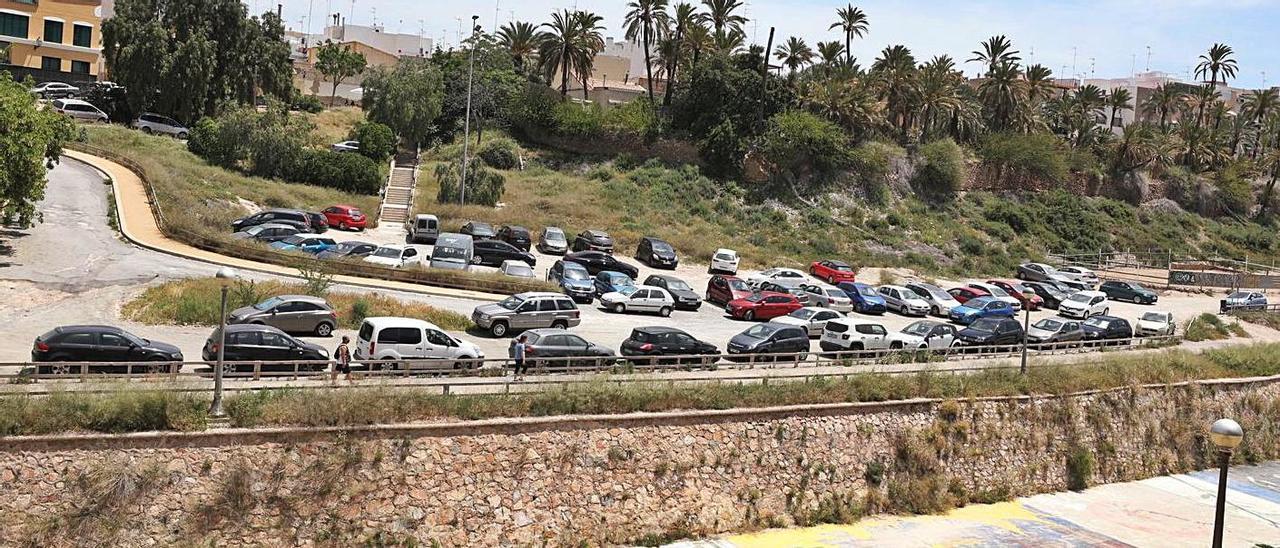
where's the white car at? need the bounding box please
[1136,311,1175,336]
[353,317,485,368]
[133,112,190,139]
[904,282,963,316]
[710,248,740,274]
[770,307,844,337]
[877,285,932,316]
[888,320,959,350]
[600,285,676,316]
[800,283,853,312]
[1059,290,1109,319]
[967,282,1022,312]
[51,98,108,123]
[331,140,361,153]
[746,267,808,289]
[1057,266,1100,287]
[499,259,535,279]
[31,81,79,99]
[819,318,891,353]
[362,245,421,268]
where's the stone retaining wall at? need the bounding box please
[2,378,1278,547]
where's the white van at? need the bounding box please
[430,232,473,270]
[354,317,485,369]
[408,214,439,244]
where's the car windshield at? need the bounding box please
[858,285,878,297]
[1228,292,1249,299]
[983,285,1010,298]
[1141,312,1169,322]
[1084,317,1110,328]
[608,274,631,284]
[651,241,673,252]
[334,242,365,253]
[245,225,266,234]
[347,209,361,217]
[563,268,589,281]
[715,252,736,261]
[1066,293,1092,303]
[727,278,749,291]
[1008,282,1030,293]
[665,279,692,291]
[790,309,818,320]
[372,247,401,258]
[253,297,285,311]
[505,264,534,276]
[826,289,846,297]
[470,223,494,235]
[902,322,932,336]
[965,297,992,308]
[968,318,1000,333]
[433,245,469,260]
[744,294,766,303]
[281,235,305,245]
[545,229,565,242]
[830,263,852,271]
[1033,319,1064,331]
[616,286,639,296]
[742,324,778,339]
[497,296,525,310]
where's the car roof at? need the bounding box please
[642,235,669,242]
[752,291,793,299]
[330,204,357,210]
[225,323,287,334]
[824,259,850,266]
[502,225,529,231]
[360,316,441,330]
[715,248,737,254]
[264,208,305,214]
[56,98,94,106]
[288,233,325,239]
[765,278,805,288]
[634,326,687,334]
[829,317,883,327]
[559,260,589,270]
[600,271,631,279]
[646,274,680,282]
[500,259,530,267]
[275,294,330,304]
[374,244,405,250]
[514,292,569,299]
[526,327,582,337]
[806,282,841,291]
[1076,290,1107,297]
[1088,315,1124,322]
[248,223,295,230]
[879,284,911,292]
[414,213,438,220]
[51,325,124,334]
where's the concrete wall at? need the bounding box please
[1,377,1278,546]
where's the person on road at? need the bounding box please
[333,335,353,383]
[510,335,528,381]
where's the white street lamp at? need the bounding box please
[209,267,238,418]
[1209,418,1244,548]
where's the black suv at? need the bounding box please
[201,324,328,372]
[1099,281,1158,305]
[306,212,329,233]
[564,251,638,279]
[956,317,1024,350]
[231,209,313,232]
[473,240,537,267]
[726,323,810,362]
[1082,315,1134,345]
[572,230,614,253]
[643,274,701,310]
[461,221,496,240]
[620,327,719,365]
[32,325,183,374]
[635,236,678,269]
[497,225,533,252]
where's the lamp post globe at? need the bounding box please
[1210,418,1244,450]
[1209,418,1244,548]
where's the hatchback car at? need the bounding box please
[837,282,887,314]
[887,320,958,350]
[133,112,190,138]
[903,282,962,317]
[228,295,338,337]
[809,260,856,284]
[594,271,635,297]
[331,140,360,153]
[634,236,679,269]
[461,221,497,240]
[1057,266,1100,287]
[760,279,811,305]
[471,292,582,337]
[231,223,300,243]
[500,260,536,279]
[538,227,569,254]
[547,260,596,303]
[32,326,183,374]
[1082,316,1134,345]
[497,225,533,251]
[710,248,740,274]
[1099,280,1158,304]
[948,297,1016,325]
[878,285,931,316]
[1136,312,1175,336]
[600,285,676,316]
[1022,281,1068,310]
[564,251,639,279]
[746,267,808,288]
[726,323,810,362]
[316,240,379,260]
[967,282,1023,311]
[1025,318,1084,347]
[726,292,803,321]
[1059,291,1110,319]
[201,324,328,372]
[955,317,1025,349]
[818,318,891,354]
[363,245,422,268]
[643,274,701,310]
[231,209,313,232]
[321,205,368,231]
[1016,262,1058,282]
[947,286,989,304]
[987,279,1043,311]
[51,98,108,122]
[513,329,615,368]
[473,239,536,267]
[801,283,853,312]
[620,327,719,365]
[1221,291,1267,312]
[269,234,338,254]
[770,307,844,337]
[572,229,615,253]
[706,274,752,306]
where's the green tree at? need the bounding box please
[700,0,747,36]
[828,4,869,67]
[569,11,607,103]
[758,110,851,184]
[624,0,670,101]
[349,121,396,162]
[0,73,76,226]
[314,41,368,106]
[774,37,814,78]
[869,44,918,135]
[1141,83,1184,129]
[435,158,506,206]
[497,21,541,74]
[538,10,582,98]
[1106,87,1133,129]
[361,58,445,148]
[913,138,965,198]
[1194,43,1237,122]
[815,41,845,72]
[968,35,1020,76]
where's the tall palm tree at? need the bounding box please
[774,36,814,78]
[700,0,746,36]
[828,4,869,67]
[1023,64,1055,106]
[712,28,745,54]
[538,10,580,97]
[870,44,919,133]
[624,0,670,101]
[977,60,1027,132]
[1106,87,1133,129]
[1242,88,1280,157]
[816,41,844,70]
[1141,83,1184,129]
[1182,84,1222,128]
[916,55,965,139]
[1194,43,1237,122]
[968,35,1020,76]
[663,2,700,105]
[497,21,540,74]
[571,11,606,102]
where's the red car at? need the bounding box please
[809,259,856,284]
[706,274,753,306]
[725,292,803,321]
[947,286,989,304]
[988,279,1044,311]
[321,205,368,231]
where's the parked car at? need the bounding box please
[837,282,887,314]
[643,274,701,310]
[1099,280,1158,304]
[230,209,313,232]
[1136,311,1176,337]
[819,318,890,353]
[473,239,536,267]
[430,233,474,270]
[231,223,300,243]
[1016,262,1059,282]
[600,285,676,316]
[620,327,719,365]
[1059,291,1110,319]
[1221,291,1268,312]
[354,317,484,369]
[726,323,810,362]
[1057,266,1100,287]
[514,329,615,368]
[537,227,569,255]
[903,282,962,317]
[878,285,932,316]
[705,274,752,306]
[760,279,811,305]
[363,245,422,268]
[947,286,989,304]
[547,260,596,303]
[471,292,582,337]
[955,317,1025,349]
[594,271,635,297]
[31,81,79,99]
[967,282,1023,311]
[1023,281,1069,310]
[316,240,379,260]
[987,279,1043,311]
[32,325,183,373]
[228,295,338,337]
[564,251,639,279]
[500,260,536,279]
[725,292,803,321]
[746,267,808,288]
[809,260,856,284]
[408,214,440,244]
[331,140,360,153]
[269,234,337,254]
[497,225,533,251]
[305,212,329,233]
[800,283,853,312]
[887,320,958,350]
[948,297,1016,325]
[1081,315,1134,345]
[133,113,189,139]
[770,307,844,337]
[51,98,108,122]
[632,236,678,269]
[1025,318,1084,347]
[201,324,328,372]
[321,205,368,231]
[572,229,615,253]
[461,221,496,241]
[710,248,740,274]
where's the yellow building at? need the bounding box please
[0,0,103,78]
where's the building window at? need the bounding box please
[44,19,64,43]
[0,12,29,39]
[72,24,92,48]
[41,56,61,72]
[70,60,90,74]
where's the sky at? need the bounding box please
[253,0,1279,89]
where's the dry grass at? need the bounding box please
[304,106,365,146]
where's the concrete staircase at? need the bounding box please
[377,149,419,227]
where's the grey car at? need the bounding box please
[1025,318,1085,347]
[510,328,615,368]
[760,279,811,305]
[1016,262,1058,282]
[472,292,582,337]
[231,223,300,243]
[228,295,339,337]
[538,226,569,255]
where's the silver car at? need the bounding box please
[51,99,108,122]
[904,282,963,316]
[538,226,569,255]
[877,285,931,316]
[133,112,190,139]
[760,279,811,305]
[471,292,582,337]
[800,283,853,312]
[770,307,844,337]
[227,295,339,337]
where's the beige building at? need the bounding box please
[0,0,103,78]
[556,51,652,109]
[292,23,433,104]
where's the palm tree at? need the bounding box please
[916,55,965,139]
[1259,147,1280,217]
[1182,84,1222,128]
[800,77,883,140]
[1023,64,1055,106]
[571,11,606,102]
[774,36,814,78]
[1141,83,1184,129]
[538,10,580,97]
[977,60,1027,132]
[828,4,869,67]
[712,28,745,54]
[700,0,746,36]
[816,41,844,71]
[498,21,540,74]
[1242,89,1280,157]
[1106,87,1133,129]
[870,44,918,133]
[968,35,1020,76]
[663,2,700,105]
[624,0,670,102]
[1194,43,1237,122]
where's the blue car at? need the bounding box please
[594,271,635,297]
[837,282,887,314]
[549,260,596,303]
[948,296,1016,325]
[269,234,338,254]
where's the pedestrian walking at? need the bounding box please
[333,335,353,383]
[510,335,528,381]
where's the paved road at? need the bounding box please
[672,461,1280,547]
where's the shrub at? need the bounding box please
[349,120,396,163]
[758,111,851,184]
[435,158,506,206]
[913,138,965,198]
[291,94,325,113]
[1065,446,1094,491]
[1213,164,1253,217]
[289,148,382,194]
[979,132,1068,187]
[478,137,521,170]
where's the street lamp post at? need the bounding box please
[209,267,238,418]
[1019,291,1033,374]
[1209,418,1244,548]
[458,14,479,205]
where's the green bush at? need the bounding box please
[758,111,851,184]
[290,148,383,194]
[913,138,965,197]
[435,158,506,206]
[478,137,521,169]
[349,120,396,163]
[290,94,325,113]
[1065,446,1094,491]
[979,132,1068,186]
[1214,164,1253,217]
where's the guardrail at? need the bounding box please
[1222,303,1280,314]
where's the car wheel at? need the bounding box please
[490,322,509,337]
[141,126,153,134]
[339,222,349,230]
[659,307,672,317]
[613,303,626,314]
[177,131,189,140]
[744,310,755,321]
[551,320,568,330]
[51,363,72,375]
[314,322,334,337]
[889,341,903,350]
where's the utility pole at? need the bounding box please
[758,27,775,127]
[1071,46,1077,79]
[493,0,500,36]
[1146,45,1152,72]
[460,15,479,205]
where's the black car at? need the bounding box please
[31,325,183,374]
[316,241,380,260]
[473,240,536,267]
[643,274,701,310]
[572,229,614,253]
[461,221,496,240]
[620,326,718,365]
[497,225,533,252]
[201,324,328,372]
[1081,315,1134,346]
[230,209,313,232]
[955,317,1024,349]
[564,250,639,279]
[725,323,810,362]
[514,328,615,368]
[635,236,678,269]
[1022,281,1068,310]
[306,212,329,233]
[1098,281,1158,305]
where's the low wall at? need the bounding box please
[2,377,1278,546]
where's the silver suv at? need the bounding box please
[133,113,190,139]
[471,292,582,337]
[227,295,339,337]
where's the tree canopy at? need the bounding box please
[361,59,446,148]
[0,73,76,226]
